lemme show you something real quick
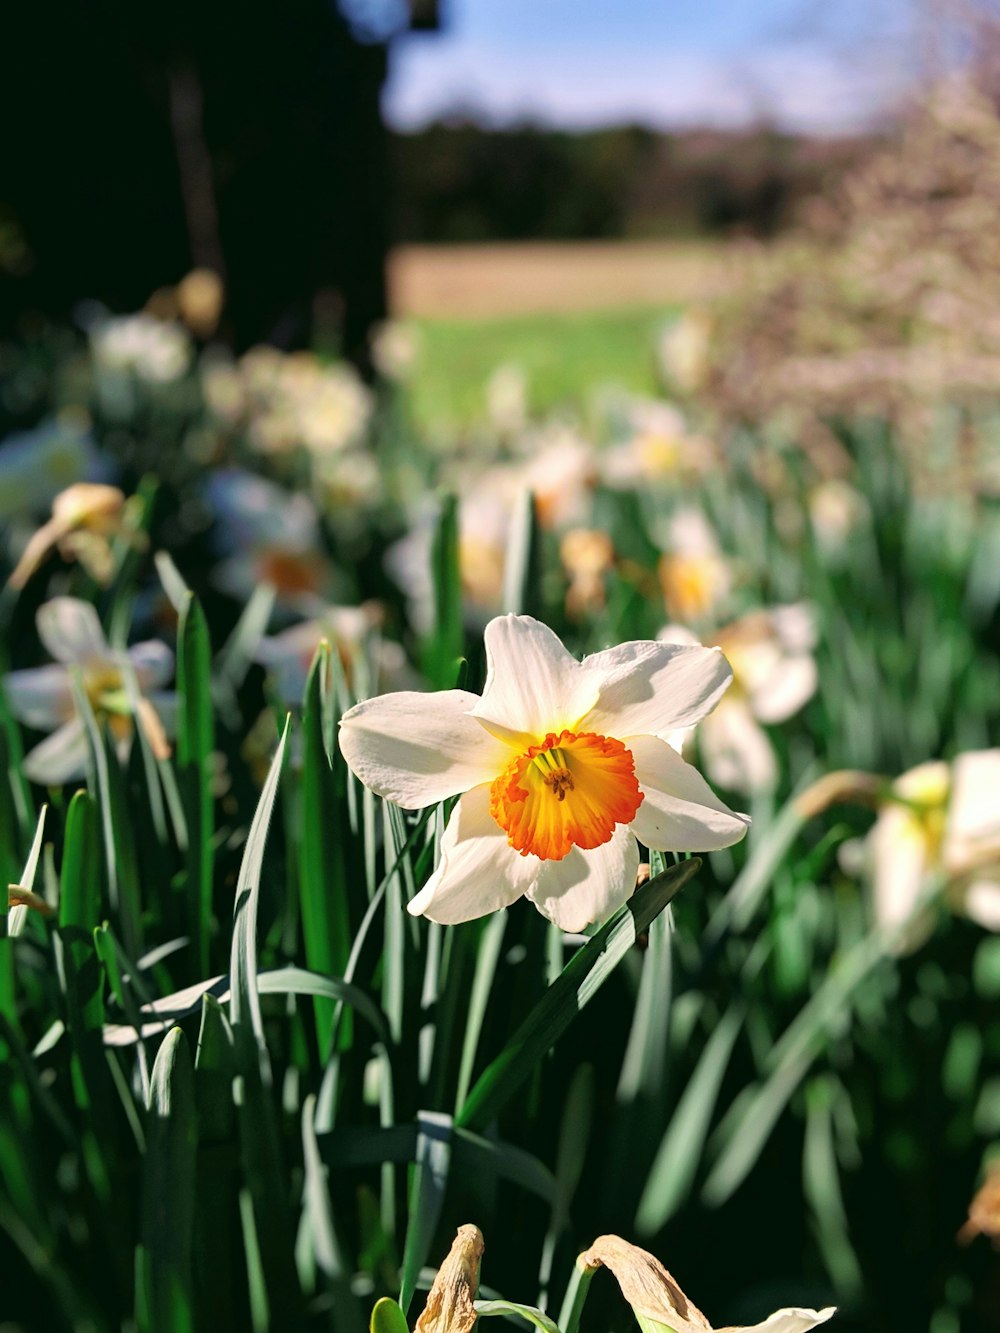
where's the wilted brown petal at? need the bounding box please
[579,1235,712,1333]
[414,1224,485,1333]
[8,884,54,917]
[958,1164,1000,1246]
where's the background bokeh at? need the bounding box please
[2,4,1000,1332]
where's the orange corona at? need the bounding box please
[489,729,643,861]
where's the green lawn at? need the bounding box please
[408,305,677,435]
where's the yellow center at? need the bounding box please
[489,729,643,861]
[83,665,132,739]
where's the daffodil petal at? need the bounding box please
[526,824,639,932]
[407,784,535,922]
[945,748,1000,873]
[37,597,109,664]
[339,689,509,809]
[628,734,750,852]
[960,879,1000,931]
[128,640,175,690]
[23,718,89,786]
[470,614,602,747]
[750,655,817,725]
[718,1306,836,1333]
[3,665,74,728]
[869,804,930,932]
[580,641,733,740]
[697,702,778,794]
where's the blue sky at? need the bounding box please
[384,0,919,134]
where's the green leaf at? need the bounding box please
[299,642,351,1053]
[422,493,464,688]
[635,1000,745,1233]
[136,1027,197,1333]
[370,1296,409,1333]
[228,717,305,1329]
[176,590,215,978]
[456,859,701,1132]
[6,802,47,939]
[399,1111,453,1314]
[476,1299,561,1332]
[230,715,290,1061]
[299,1093,365,1331]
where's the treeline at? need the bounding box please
[390,121,868,243]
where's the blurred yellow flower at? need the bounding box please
[8,483,135,590]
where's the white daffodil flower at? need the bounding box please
[660,606,818,794]
[4,598,174,786]
[868,750,1000,943]
[339,614,749,931]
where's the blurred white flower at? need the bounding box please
[657,309,712,395]
[601,398,714,488]
[340,613,747,930]
[660,605,817,794]
[4,598,174,785]
[90,314,192,384]
[486,362,528,436]
[658,509,732,625]
[516,425,597,530]
[0,418,104,520]
[867,750,1000,943]
[371,320,421,381]
[808,479,868,557]
[254,603,418,706]
[205,468,332,611]
[387,487,512,633]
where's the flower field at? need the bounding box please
[3,98,1000,1331]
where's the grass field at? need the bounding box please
[390,239,761,433]
[407,305,673,432]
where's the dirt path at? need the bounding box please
[388,239,766,319]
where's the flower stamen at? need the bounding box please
[489,729,643,861]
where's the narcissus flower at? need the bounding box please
[660,605,817,794]
[339,614,748,931]
[4,598,174,785]
[867,750,1000,942]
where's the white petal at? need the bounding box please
[770,602,818,654]
[868,806,929,932]
[719,1306,836,1333]
[657,624,702,648]
[580,641,733,741]
[698,702,778,794]
[628,734,750,852]
[3,665,74,728]
[37,598,109,663]
[339,689,510,808]
[470,615,602,746]
[407,784,536,923]
[526,824,640,931]
[959,878,1000,931]
[128,640,175,690]
[944,748,1000,874]
[750,655,817,724]
[23,719,89,785]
